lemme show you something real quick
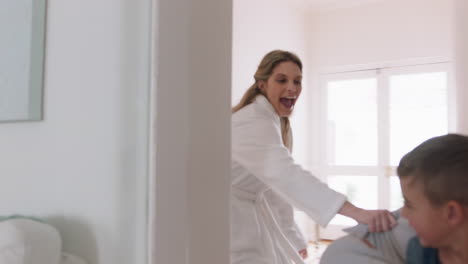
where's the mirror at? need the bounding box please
[0,0,46,122]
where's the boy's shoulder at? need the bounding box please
[406,237,441,264]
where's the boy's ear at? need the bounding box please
[445,200,465,226]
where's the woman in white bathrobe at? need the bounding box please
[231,50,397,264]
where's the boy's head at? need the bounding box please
[397,134,468,247]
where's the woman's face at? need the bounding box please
[259,61,302,117]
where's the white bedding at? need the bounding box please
[0,218,87,264]
[60,253,87,264]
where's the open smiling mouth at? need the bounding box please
[279,97,296,109]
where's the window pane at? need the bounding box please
[389,72,448,165]
[327,79,378,166]
[389,176,404,211]
[328,176,378,226]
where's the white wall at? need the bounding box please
[455,0,468,134]
[0,0,151,263]
[306,0,453,69]
[151,0,231,263]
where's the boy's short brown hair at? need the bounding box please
[397,134,468,206]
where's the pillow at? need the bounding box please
[0,218,61,264]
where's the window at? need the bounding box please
[317,62,452,239]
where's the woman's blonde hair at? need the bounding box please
[232,50,303,151]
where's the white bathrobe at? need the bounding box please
[231,95,347,264]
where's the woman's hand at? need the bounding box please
[338,201,397,232]
[298,248,308,259]
[357,209,397,232]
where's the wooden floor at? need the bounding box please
[305,240,333,264]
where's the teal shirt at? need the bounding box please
[406,237,441,264]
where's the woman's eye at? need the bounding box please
[277,79,286,83]
[294,80,302,85]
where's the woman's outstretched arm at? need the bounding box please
[338,201,397,232]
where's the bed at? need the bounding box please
[0,218,87,264]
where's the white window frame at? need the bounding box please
[314,59,454,240]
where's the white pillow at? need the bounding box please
[0,219,61,264]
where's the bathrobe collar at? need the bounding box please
[254,95,281,124]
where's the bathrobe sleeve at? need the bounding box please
[232,117,346,227]
[264,189,308,251]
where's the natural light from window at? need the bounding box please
[327,78,377,166]
[389,72,448,165]
[320,64,450,237]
